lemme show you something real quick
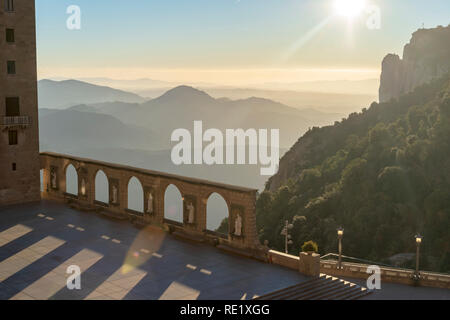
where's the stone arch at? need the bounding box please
[164,184,183,223]
[206,192,230,234]
[65,164,78,195]
[94,169,109,204]
[127,176,144,213]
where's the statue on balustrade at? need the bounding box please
[112,185,118,204]
[51,169,57,189]
[234,213,242,237]
[187,201,195,224]
[147,192,154,214]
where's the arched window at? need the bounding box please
[95,170,109,203]
[206,193,229,234]
[128,177,144,212]
[65,164,78,195]
[164,184,183,223]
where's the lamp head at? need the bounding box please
[337,227,344,237]
[415,234,423,244]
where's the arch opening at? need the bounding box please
[164,184,183,223]
[40,169,45,192]
[127,177,144,213]
[95,170,109,203]
[206,192,229,234]
[65,164,78,195]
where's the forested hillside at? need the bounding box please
[257,74,450,273]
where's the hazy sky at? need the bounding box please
[36,0,450,85]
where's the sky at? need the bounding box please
[35,0,450,85]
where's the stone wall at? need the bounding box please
[40,152,260,250]
[268,250,299,270]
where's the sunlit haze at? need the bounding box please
[36,0,450,86]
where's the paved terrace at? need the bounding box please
[0,201,449,300]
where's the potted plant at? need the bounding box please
[301,241,318,255]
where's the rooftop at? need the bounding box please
[0,201,448,300]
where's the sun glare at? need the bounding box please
[334,0,366,18]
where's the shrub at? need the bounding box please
[301,241,318,253]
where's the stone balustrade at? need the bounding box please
[267,250,450,289]
[40,152,259,250]
[320,260,450,289]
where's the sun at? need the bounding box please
[334,0,367,18]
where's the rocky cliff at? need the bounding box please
[379,25,450,102]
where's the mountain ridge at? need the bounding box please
[38,79,146,109]
[379,25,450,102]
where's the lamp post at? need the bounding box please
[281,220,294,254]
[337,227,344,269]
[414,234,423,281]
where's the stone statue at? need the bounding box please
[51,170,57,189]
[234,213,242,236]
[147,192,154,214]
[112,185,118,204]
[187,202,195,224]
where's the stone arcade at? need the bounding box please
[40,152,260,251]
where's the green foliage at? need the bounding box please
[301,241,318,253]
[257,75,450,273]
[215,217,228,235]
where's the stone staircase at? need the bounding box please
[254,274,372,300]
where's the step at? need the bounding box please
[342,287,372,300]
[172,230,204,243]
[301,280,351,300]
[275,277,339,300]
[254,274,371,301]
[318,283,359,300]
[255,276,329,300]
[216,244,255,259]
[292,279,347,300]
[272,277,333,300]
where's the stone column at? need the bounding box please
[299,252,321,277]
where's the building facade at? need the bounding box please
[0,0,40,205]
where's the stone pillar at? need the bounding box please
[299,252,321,277]
[41,166,50,199]
[197,196,207,232]
[155,181,165,224]
[87,167,96,206]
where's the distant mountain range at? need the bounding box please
[65,84,343,149]
[38,80,349,190]
[38,79,146,109]
[40,77,377,115]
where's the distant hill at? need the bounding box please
[257,74,450,273]
[39,109,162,151]
[77,85,344,149]
[38,79,145,109]
[136,87,377,115]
